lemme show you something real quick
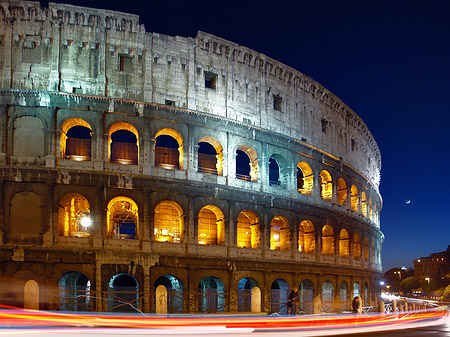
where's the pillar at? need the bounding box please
[155,285,167,314]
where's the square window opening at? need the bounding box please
[273,95,282,111]
[119,54,133,73]
[204,71,217,89]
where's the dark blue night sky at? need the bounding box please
[50,0,450,271]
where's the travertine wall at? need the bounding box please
[0,1,381,189]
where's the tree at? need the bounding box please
[399,277,420,293]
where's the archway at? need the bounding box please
[361,192,367,217]
[236,210,260,249]
[198,136,223,176]
[270,216,290,251]
[106,197,139,239]
[319,170,332,201]
[58,272,91,311]
[236,145,258,182]
[198,205,225,246]
[337,178,347,205]
[155,128,183,170]
[198,276,225,313]
[154,201,184,243]
[351,185,359,212]
[321,280,334,313]
[298,220,315,253]
[339,281,349,313]
[58,194,91,237]
[237,277,259,312]
[353,233,361,259]
[299,279,314,314]
[270,279,289,315]
[297,162,313,194]
[107,273,139,312]
[321,225,334,255]
[108,123,139,165]
[61,118,92,161]
[339,229,349,257]
[154,275,184,313]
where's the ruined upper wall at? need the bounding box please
[0,0,381,189]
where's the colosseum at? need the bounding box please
[0,1,383,314]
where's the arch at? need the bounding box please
[154,275,184,313]
[60,118,92,161]
[270,279,289,315]
[337,178,347,205]
[236,145,258,182]
[339,229,349,257]
[198,276,225,313]
[10,191,42,235]
[269,156,280,185]
[198,136,223,176]
[198,205,225,246]
[106,197,139,239]
[107,273,139,312]
[237,277,259,312]
[319,170,332,201]
[353,282,361,298]
[299,279,314,314]
[155,128,183,170]
[364,237,369,260]
[108,122,139,165]
[13,116,45,157]
[58,271,91,311]
[353,233,361,259]
[364,282,369,306]
[361,192,367,217]
[321,225,334,255]
[297,162,313,194]
[24,280,39,310]
[154,200,184,243]
[321,280,334,313]
[351,185,359,212]
[298,220,315,253]
[369,199,373,221]
[236,210,260,249]
[270,215,290,251]
[58,193,91,237]
[339,281,349,312]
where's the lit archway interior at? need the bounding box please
[198,136,223,176]
[154,201,184,243]
[351,185,359,212]
[58,193,91,237]
[298,220,315,253]
[198,205,225,246]
[236,210,260,249]
[337,178,347,205]
[353,233,361,259]
[60,118,92,161]
[361,192,367,217]
[297,162,313,194]
[270,215,290,251]
[364,237,369,260]
[319,170,332,201]
[155,128,183,170]
[236,145,258,182]
[321,225,334,255]
[339,229,349,257]
[108,122,139,165]
[107,197,139,239]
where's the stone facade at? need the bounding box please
[0,1,383,314]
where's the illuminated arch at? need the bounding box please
[297,162,313,194]
[270,215,290,251]
[154,201,184,243]
[155,128,184,170]
[236,210,260,249]
[369,199,373,221]
[58,193,91,237]
[319,170,332,201]
[321,225,334,255]
[361,192,367,217]
[337,178,347,205]
[198,205,225,246]
[353,232,361,259]
[108,122,139,165]
[339,229,349,257]
[298,220,315,253]
[198,136,223,176]
[107,197,139,239]
[236,145,258,182]
[351,185,359,212]
[364,237,369,260]
[60,118,92,161]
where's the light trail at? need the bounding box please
[0,304,448,336]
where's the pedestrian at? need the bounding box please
[288,287,299,315]
[352,296,362,313]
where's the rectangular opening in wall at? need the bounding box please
[119,54,132,73]
[273,95,282,111]
[165,100,175,106]
[204,71,217,90]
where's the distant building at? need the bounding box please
[413,252,448,280]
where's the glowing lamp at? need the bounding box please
[80,217,91,228]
